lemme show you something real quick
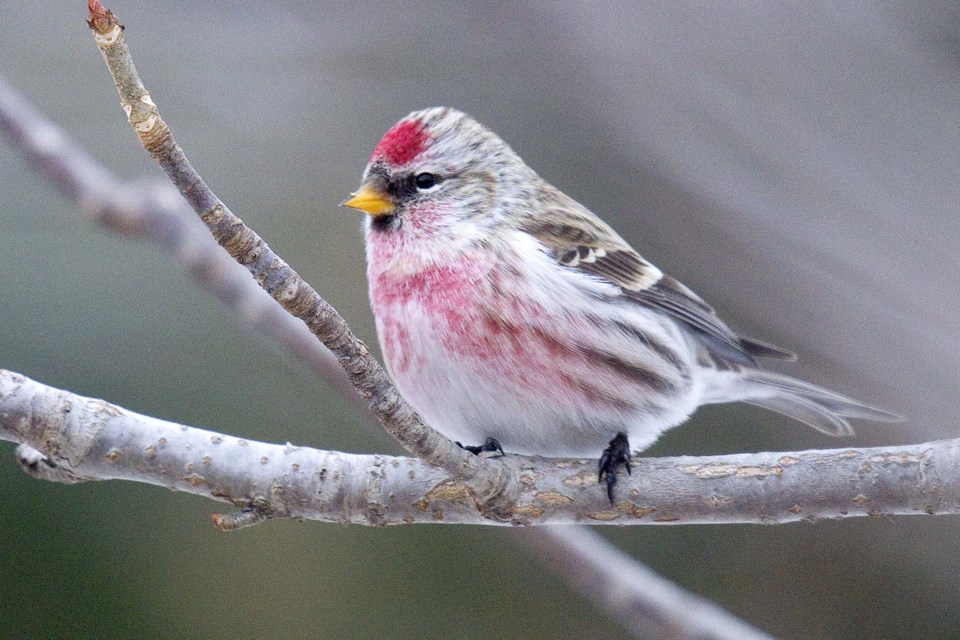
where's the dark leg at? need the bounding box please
[598,432,631,504]
[456,437,504,456]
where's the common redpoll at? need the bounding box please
[343,107,901,500]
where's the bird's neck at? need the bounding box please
[365,226,493,311]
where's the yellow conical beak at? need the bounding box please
[340,183,396,217]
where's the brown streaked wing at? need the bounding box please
[521,213,792,366]
[625,275,756,366]
[522,213,662,292]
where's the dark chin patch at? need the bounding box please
[369,214,399,232]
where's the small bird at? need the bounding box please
[343,107,901,501]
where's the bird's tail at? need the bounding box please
[732,369,903,436]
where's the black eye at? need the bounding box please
[414,172,437,190]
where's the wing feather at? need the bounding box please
[522,209,792,366]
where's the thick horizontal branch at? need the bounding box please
[3,368,956,527]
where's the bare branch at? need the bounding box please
[520,527,776,640]
[84,0,507,503]
[0,74,360,408]
[2,369,955,527]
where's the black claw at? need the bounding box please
[605,469,618,503]
[598,432,631,504]
[485,437,505,455]
[456,437,504,456]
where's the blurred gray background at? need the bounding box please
[1,2,958,638]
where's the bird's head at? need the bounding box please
[343,107,533,245]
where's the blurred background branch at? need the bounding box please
[1,2,957,638]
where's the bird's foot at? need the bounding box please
[598,432,632,504]
[456,437,504,456]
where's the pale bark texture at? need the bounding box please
[3,369,956,527]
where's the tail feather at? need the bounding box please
[738,369,903,437]
[744,394,855,436]
[739,337,797,361]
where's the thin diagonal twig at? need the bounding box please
[86,0,512,506]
